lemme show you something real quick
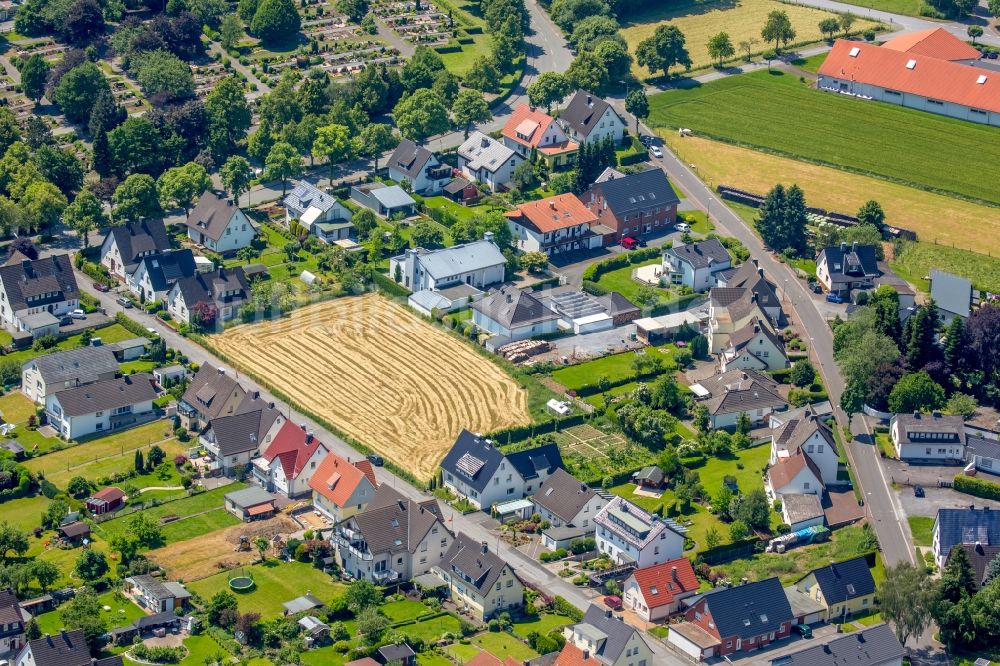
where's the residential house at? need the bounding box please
[166,266,250,327]
[532,469,609,550]
[769,623,904,666]
[502,105,578,169]
[932,505,1000,568]
[967,433,1000,476]
[284,181,354,244]
[252,422,329,498]
[0,255,80,335]
[350,183,416,218]
[690,369,787,430]
[14,630,92,666]
[100,219,171,279]
[594,496,686,567]
[769,410,840,486]
[0,588,28,659]
[707,287,775,354]
[930,269,974,322]
[668,577,794,661]
[948,542,1000,589]
[21,346,119,404]
[126,250,197,303]
[793,556,877,622]
[309,452,378,523]
[389,235,505,292]
[506,194,601,257]
[582,169,680,245]
[432,533,523,621]
[621,558,699,622]
[471,287,560,343]
[387,140,452,194]
[45,374,158,439]
[660,238,733,292]
[224,486,277,521]
[766,450,823,511]
[334,485,451,584]
[715,259,782,323]
[816,242,880,295]
[178,364,247,432]
[457,132,521,192]
[719,319,788,372]
[123,574,190,613]
[199,395,285,475]
[439,429,563,511]
[816,30,1000,126]
[111,613,180,646]
[557,605,654,666]
[558,91,626,146]
[890,411,965,462]
[182,191,257,254]
[407,283,482,317]
[86,487,125,515]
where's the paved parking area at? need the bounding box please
[884,460,1000,518]
[721,624,840,666]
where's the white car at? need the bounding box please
[675,222,690,233]
[651,146,663,158]
[69,309,86,319]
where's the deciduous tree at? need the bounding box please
[19,55,49,105]
[635,24,692,78]
[761,10,796,52]
[64,190,106,247]
[707,31,735,67]
[452,89,492,138]
[392,89,449,143]
[221,156,253,207]
[264,141,302,195]
[157,162,211,214]
[357,123,397,173]
[311,124,355,183]
[113,174,162,221]
[250,0,301,44]
[527,72,572,113]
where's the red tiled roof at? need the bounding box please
[553,643,597,666]
[882,27,981,62]
[506,194,598,233]
[502,105,556,148]
[628,557,699,609]
[262,421,324,479]
[818,39,1000,114]
[766,448,822,491]
[465,652,521,666]
[91,486,125,502]
[309,452,378,508]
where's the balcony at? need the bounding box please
[372,568,401,583]
[332,532,373,561]
[426,165,452,180]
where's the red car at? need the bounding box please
[603,595,622,610]
[621,237,639,250]
[93,282,109,292]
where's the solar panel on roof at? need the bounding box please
[456,452,486,477]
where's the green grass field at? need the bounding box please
[187,561,346,618]
[471,632,538,661]
[97,484,244,542]
[510,613,574,639]
[908,515,934,547]
[398,614,464,643]
[836,0,931,17]
[551,351,652,390]
[432,0,493,76]
[2,495,53,531]
[36,591,145,635]
[890,240,1000,293]
[4,324,145,366]
[648,70,1000,205]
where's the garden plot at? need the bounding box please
[376,0,453,46]
[543,423,654,484]
[211,294,530,480]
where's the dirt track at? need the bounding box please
[211,295,530,479]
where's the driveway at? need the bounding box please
[884,460,1000,518]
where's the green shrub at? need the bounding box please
[954,474,1000,501]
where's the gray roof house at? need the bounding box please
[691,368,787,430]
[715,258,782,323]
[768,623,904,666]
[387,140,452,195]
[533,469,609,546]
[816,242,880,295]
[930,269,973,321]
[661,238,733,292]
[457,131,520,192]
[45,374,158,439]
[179,364,248,430]
[433,532,524,621]
[389,235,506,293]
[124,574,190,613]
[182,191,258,254]
[21,346,120,404]
[720,318,788,372]
[100,219,171,278]
[127,249,197,302]
[889,411,965,463]
[967,434,1000,476]
[949,542,1000,589]
[349,183,416,219]
[15,630,92,666]
[166,266,250,327]
[932,505,1000,568]
[0,255,80,335]
[283,181,354,244]
[472,286,559,345]
[224,486,277,520]
[200,395,285,474]
[558,91,626,145]
[560,605,653,666]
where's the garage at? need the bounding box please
[668,622,720,662]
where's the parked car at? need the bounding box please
[116,296,133,308]
[792,624,813,639]
[621,236,640,250]
[69,309,86,320]
[651,146,663,158]
[675,222,690,233]
[639,135,654,146]
[366,454,384,466]
[812,283,823,294]
[914,484,925,498]
[93,282,109,293]
[826,292,844,304]
[603,595,622,611]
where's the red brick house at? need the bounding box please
[86,487,125,515]
[582,168,680,245]
[667,577,793,661]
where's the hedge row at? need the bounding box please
[530,276,561,291]
[373,272,410,300]
[954,474,1000,501]
[553,596,584,622]
[487,413,589,444]
[574,365,666,397]
[116,313,152,338]
[581,280,607,296]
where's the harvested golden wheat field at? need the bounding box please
[211,294,530,479]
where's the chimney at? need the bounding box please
[481,137,490,148]
[549,201,556,210]
[300,422,308,430]
[671,566,678,582]
[306,432,314,444]
[582,650,590,660]
[851,241,858,253]
[605,609,613,619]
[751,258,759,269]
[932,410,941,418]
[913,411,920,419]
[218,267,225,279]
[217,367,225,375]
[586,94,593,106]
[840,242,847,252]
[484,231,495,243]
[481,541,488,554]
[252,391,260,400]
[741,372,748,381]
[757,267,764,278]
[506,293,513,304]
[268,401,275,409]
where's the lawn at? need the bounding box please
[890,240,1000,294]
[591,259,700,310]
[649,69,1000,207]
[551,351,655,390]
[511,613,574,639]
[158,507,241,543]
[381,599,431,623]
[187,561,347,618]
[837,0,931,17]
[432,0,494,76]
[665,133,1000,258]
[679,210,713,234]
[713,525,877,584]
[422,196,486,224]
[3,324,145,366]
[609,443,774,550]
[0,392,62,454]
[908,516,934,547]
[2,495,52,531]
[472,632,538,661]
[97,484,244,542]
[298,647,355,666]
[620,0,881,75]
[791,53,829,74]
[397,613,464,643]
[36,591,144,635]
